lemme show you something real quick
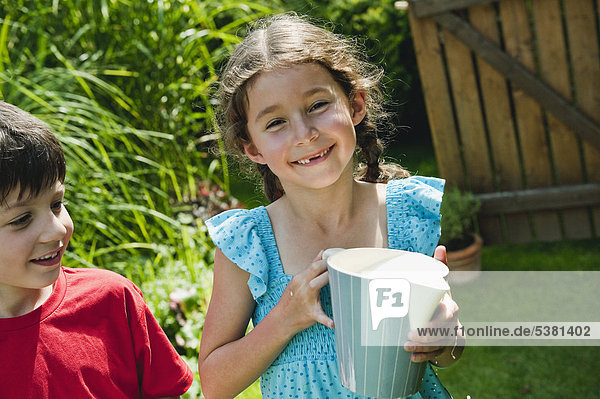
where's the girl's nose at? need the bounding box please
[294,119,319,145]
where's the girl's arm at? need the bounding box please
[198,248,331,398]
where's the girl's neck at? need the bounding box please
[266,169,388,276]
[0,284,53,318]
[272,167,376,236]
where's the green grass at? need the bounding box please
[436,238,600,398]
[236,380,262,398]
[438,345,600,398]
[481,238,600,271]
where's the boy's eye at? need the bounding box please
[51,200,67,212]
[9,214,32,227]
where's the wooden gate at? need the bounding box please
[407,0,600,244]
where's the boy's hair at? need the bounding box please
[0,101,66,204]
[217,13,408,202]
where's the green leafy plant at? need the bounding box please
[0,2,278,397]
[439,185,481,251]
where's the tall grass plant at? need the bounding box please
[0,1,281,396]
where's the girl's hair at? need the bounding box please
[217,13,408,202]
[0,101,66,205]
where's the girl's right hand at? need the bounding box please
[278,251,334,333]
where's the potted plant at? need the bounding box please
[439,185,483,276]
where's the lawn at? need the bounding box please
[436,238,600,399]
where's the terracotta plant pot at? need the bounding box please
[446,233,483,283]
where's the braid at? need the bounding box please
[356,130,383,182]
[356,130,410,183]
[257,164,285,202]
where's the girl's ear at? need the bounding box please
[243,142,267,165]
[350,91,367,126]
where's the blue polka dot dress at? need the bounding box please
[205,177,452,399]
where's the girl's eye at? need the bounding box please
[309,101,328,112]
[10,214,32,227]
[266,119,285,130]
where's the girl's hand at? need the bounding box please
[404,245,464,365]
[404,292,462,363]
[278,251,334,334]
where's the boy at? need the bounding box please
[0,101,193,398]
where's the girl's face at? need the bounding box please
[0,181,73,293]
[243,63,366,191]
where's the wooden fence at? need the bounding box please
[407,0,600,244]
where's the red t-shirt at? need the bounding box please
[0,267,193,398]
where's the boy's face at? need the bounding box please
[0,181,73,292]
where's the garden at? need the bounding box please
[1,0,598,398]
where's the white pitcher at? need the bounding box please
[324,248,449,398]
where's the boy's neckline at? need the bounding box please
[0,268,66,330]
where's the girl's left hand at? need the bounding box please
[403,245,464,364]
[403,292,461,363]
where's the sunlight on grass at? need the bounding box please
[236,380,262,399]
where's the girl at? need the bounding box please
[199,13,463,399]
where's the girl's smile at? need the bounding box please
[292,144,334,166]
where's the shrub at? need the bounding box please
[440,185,481,250]
[0,3,277,395]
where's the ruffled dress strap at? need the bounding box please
[387,177,452,399]
[386,176,445,256]
[205,207,275,301]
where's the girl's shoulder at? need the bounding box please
[386,176,445,255]
[386,176,445,213]
[205,207,274,300]
[386,175,445,194]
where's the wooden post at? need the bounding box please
[408,8,466,187]
[443,22,494,192]
[565,0,600,237]
[498,0,561,241]
[532,0,592,239]
[466,4,526,243]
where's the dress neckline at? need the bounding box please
[253,182,393,280]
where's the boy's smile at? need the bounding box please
[243,63,366,191]
[0,181,73,314]
[30,247,64,267]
